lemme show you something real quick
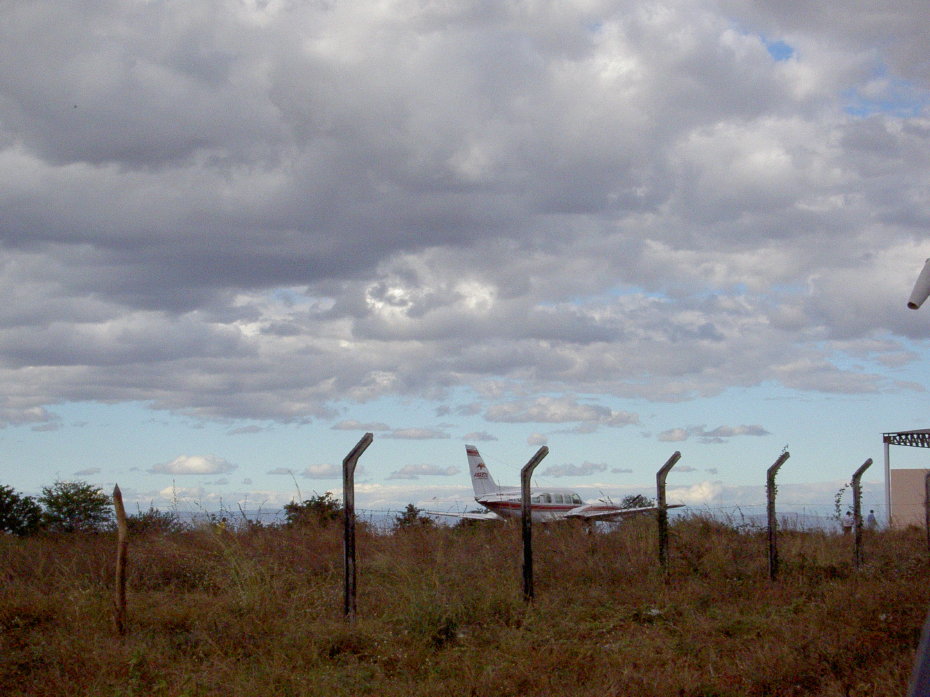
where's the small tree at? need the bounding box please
[0,484,42,535]
[39,480,113,533]
[620,493,656,509]
[284,491,342,527]
[394,503,434,531]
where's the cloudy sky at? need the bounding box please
[2,0,928,518]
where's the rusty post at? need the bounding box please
[766,451,790,581]
[520,446,549,603]
[851,458,872,569]
[343,432,373,622]
[112,484,128,636]
[656,451,681,574]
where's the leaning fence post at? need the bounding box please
[656,451,682,574]
[520,446,549,603]
[851,458,873,569]
[112,484,128,636]
[343,432,373,623]
[767,451,790,581]
[925,472,930,559]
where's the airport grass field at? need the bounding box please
[1,517,928,696]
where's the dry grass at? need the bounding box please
[1,516,927,696]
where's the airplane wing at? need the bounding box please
[424,510,505,521]
[565,503,685,522]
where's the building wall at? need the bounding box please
[891,468,930,528]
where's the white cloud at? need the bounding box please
[332,420,390,431]
[486,397,639,428]
[385,428,451,440]
[658,425,771,443]
[73,467,101,476]
[666,481,725,506]
[462,431,497,442]
[150,455,237,475]
[300,463,340,479]
[542,461,608,478]
[527,433,549,447]
[388,464,460,480]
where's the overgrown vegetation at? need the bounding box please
[1,514,927,696]
[284,491,343,527]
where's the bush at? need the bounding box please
[0,484,42,535]
[394,503,434,531]
[283,491,342,527]
[38,480,112,533]
[126,506,186,535]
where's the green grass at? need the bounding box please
[1,517,927,696]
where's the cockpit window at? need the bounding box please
[571,494,582,505]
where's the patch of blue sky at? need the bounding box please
[764,38,795,62]
[843,74,929,119]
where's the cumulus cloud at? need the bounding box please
[150,455,237,475]
[486,397,639,428]
[666,481,726,506]
[527,433,549,447]
[0,0,926,434]
[388,464,460,480]
[542,461,607,478]
[658,425,771,444]
[300,464,340,479]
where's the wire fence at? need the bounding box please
[167,501,892,535]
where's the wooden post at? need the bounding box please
[925,472,930,559]
[112,484,128,636]
[851,458,873,569]
[656,451,681,574]
[520,447,549,603]
[766,452,790,581]
[343,433,373,622]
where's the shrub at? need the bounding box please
[393,503,434,531]
[126,506,186,535]
[284,491,342,527]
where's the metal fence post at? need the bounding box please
[343,432,373,622]
[112,484,128,636]
[851,458,873,569]
[520,446,549,603]
[656,451,681,574]
[767,451,790,581]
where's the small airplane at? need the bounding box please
[429,445,682,523]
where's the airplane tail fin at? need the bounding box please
[466,445,498,498]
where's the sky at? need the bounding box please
[2,0,929,520]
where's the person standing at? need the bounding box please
[842,511,854,535]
